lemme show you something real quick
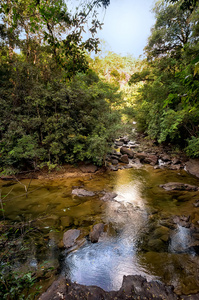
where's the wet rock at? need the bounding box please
[161,154,171,162]
[60,216,74,228]
[120,146,134,158]
[185,159,199,178]
[39,275,181,300]
[72,188,95,197]
[144,154,158,166]
[63,229,80,248]
[111,155,121,161]
[159,182,199,191]
[39,276,67,300]
[114,141,124,146]
[172,158,182,165]
[159,219,176,230]
[101,192,117,201]
[111,151,122,158]
[135,152,147,161]
[89,223,105,243]
[78,163,98,173]
[111,159,119,165]
[118,275,178,300]
[119,154,129,164]
[173,215,191,228]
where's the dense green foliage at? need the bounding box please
[0,49,121,171]
[129,0,199,157]
[0,0,122,173]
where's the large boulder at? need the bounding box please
[159,182,199,191]
[89,223,105,243]
[63,229,81,248]
[120,146,134,158]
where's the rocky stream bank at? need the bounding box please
[105,134,199,178]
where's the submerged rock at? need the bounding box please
[153,226,170,242]
[89,223,105,243]
[159,182,199,191]
[148,238,166,252]
[60,216,74,228]
[35,215,59,231]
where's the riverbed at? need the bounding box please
[1,165,199,296]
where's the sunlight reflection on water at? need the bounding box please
[65,171,154,291]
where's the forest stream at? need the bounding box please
[1,161,199,297]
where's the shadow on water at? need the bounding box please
[1,166,199,294]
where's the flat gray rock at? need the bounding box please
[63,229,80,248]
[72,188,95,197]
[159,182,199,191]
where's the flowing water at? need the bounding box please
[1,166,199,295]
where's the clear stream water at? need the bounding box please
[1,166,199,295]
